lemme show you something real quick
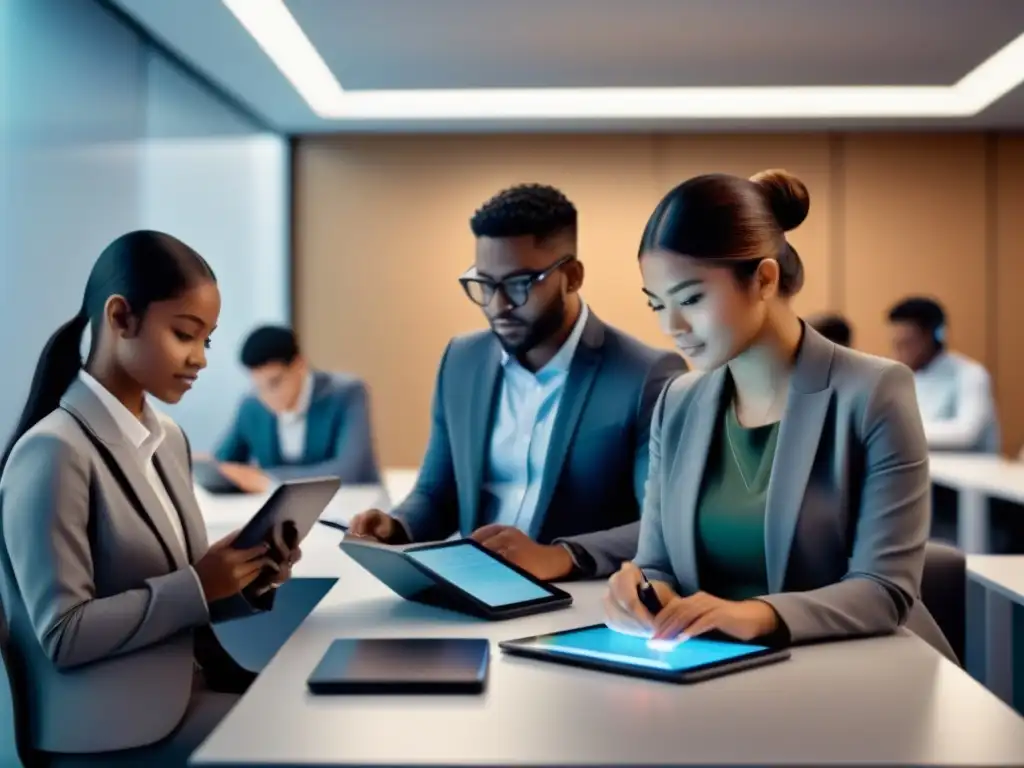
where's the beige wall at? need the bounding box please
[293,132,1024,466]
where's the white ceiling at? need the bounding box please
[109,0,1024,133]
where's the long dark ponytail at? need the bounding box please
[0,230,215,474]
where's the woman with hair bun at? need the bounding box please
[603,170,952,658]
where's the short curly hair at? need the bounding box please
[470,184,577,242]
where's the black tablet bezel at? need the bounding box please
[498,623,789,683]
[231,476,342,550]
[402,538,573,616]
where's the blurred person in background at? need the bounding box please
[886,297,998,454]
[211,325,381,492]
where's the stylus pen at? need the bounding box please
[318,519,349,533]
[637,568,663,615]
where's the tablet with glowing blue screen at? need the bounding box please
[499,624,790,683]
[340,538,572,620]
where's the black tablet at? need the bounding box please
[339,538,572,620]
[306,638,489,694]
[232,476,342,551]
[499,624,790,683]
[193,460,245,494]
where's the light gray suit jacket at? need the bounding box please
[0,379,265,754]
[635,326,950,653]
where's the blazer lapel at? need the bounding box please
[671,367,727,594]
[154,446,204,562]
[526,321,603,540]
[764,326,834,592]
[61,379,189,569]
[261,406,282,466]
[302,374,332,464]
[462,341,502,533]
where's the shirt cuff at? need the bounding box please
[395,516,415,543]
[558,541,597,579]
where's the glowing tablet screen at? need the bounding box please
[525,625,769,671]
[406,543,552,607]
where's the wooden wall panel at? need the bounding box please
[841,134,989,362]
[295,132,1012,465]
[995,136,1024,455]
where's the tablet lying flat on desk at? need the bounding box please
[499,624,789,683]
[339,538,572,619]
[307,638,489,694]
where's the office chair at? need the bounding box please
[919,541,966,665]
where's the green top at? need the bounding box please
[695,401,779,601]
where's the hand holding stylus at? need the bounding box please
[602,562,676,636]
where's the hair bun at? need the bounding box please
[750,169,809,232]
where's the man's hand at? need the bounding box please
[347,509,409,544]
[470,524,574,581]
[217,463,271,494]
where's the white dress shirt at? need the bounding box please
[78,372,206,601]
[480,303,590,534]
[913,351,1000,453]
[277,372,314,462]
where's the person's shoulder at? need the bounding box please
[827,345,919,422]
[1,411,91,484]
[599,319,682,369]
[319,370,369,395]
[659,369,712,413]
[945,351,992,383]
[443,329,496,364]
[830,345,909,386]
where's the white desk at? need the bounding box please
[193,468,419,575]
[967,556,1024,711]
[928,453,1024,553]
[190,555,1024,767]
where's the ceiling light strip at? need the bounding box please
[222,0,1024,121]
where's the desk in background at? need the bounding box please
[928,453,1024,553]
[190,550,1024,767]
[967,556,1024,714]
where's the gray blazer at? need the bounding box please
[0,379,266,754]
[635,326,950,652]
[393,312,685,576]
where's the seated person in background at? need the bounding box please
[887,297,998,454]
[212,325,381,492]
[603,170,952,660]
[807,312,852,347]
[0,231,298,763]
[349,184,685,580]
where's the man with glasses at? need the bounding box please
[349,184,684,580]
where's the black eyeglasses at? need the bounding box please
[458,255,575,309]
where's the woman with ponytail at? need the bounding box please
[0,230,300,764]
[602,171,954,660]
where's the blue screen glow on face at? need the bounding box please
[406,544,551,607]
[531,626,768,671]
